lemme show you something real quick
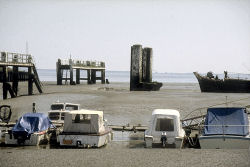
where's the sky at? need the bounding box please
[0,0,249,73]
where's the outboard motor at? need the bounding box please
[161,132,167,147]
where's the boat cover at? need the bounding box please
[12,113,54,136]
[204,108,249,136]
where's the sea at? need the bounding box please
[37,69,250,83]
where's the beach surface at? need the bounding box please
[0,82,250,167]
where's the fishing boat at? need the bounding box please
[144,109,185,148]
[193,71,250,93]
[48,102,80,124]
[58,109,112,148]
[199,107,250,149]
[5,113,54,145]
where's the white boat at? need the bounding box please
[58,109,112,148]
[48,102,80,124]
[144,109,185,148]
[5,113,54,145]
[199,107,250,149]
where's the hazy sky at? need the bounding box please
[0,0,249,73]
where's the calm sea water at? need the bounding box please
[37,69,250,83]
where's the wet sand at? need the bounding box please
[0,82,250,167]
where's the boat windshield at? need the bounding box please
[65,104,79,111]
[49,112,60,120]
[155,118,174,131]
[51,104,64,110]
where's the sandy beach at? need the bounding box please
[0,82,250,167]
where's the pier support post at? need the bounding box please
[142,47,152,82]
[91,70,96,84]
[28,67,33,95]
[101,70,105,84]
[130,44,142,91]
[76,69,80,84]
[87,69,91,84]
[2,66,7,99]
[56,59,62,85]
[12,66,18,96]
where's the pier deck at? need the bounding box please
[0,52,42,99]
[57,59,106,85]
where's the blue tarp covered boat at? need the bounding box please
[5,113,54,145]
[199,107,250,149]
[204,108,249,136]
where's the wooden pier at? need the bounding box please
[0,52,43,99]
[56,59,106,85]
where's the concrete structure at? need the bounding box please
[0,52,42,99]
[130,44,162,91]
[56,59,105,85]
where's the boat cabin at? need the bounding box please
[145,109,185,148]
[58,109,112,148]
[48,102,80,123]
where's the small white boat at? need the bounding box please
[199,107,250,149]
[5,113,54,145]
[144,109,185,148]
[58,109,112,148]
[48,102,80,124]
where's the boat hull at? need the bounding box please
[58,132,112,148]
[193,72,250,93]
[5,132,50,146]
[199,135,250,149]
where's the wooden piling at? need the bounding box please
[76,69,80,84]
[12,66,18,96]
[91,70,96,84]
[130,44,142,91]
[87,69,91,84]
[101,70,105,84]
[56,59,62,85]
[28,67,33,95]
[142,47,152,82]
[2,66,7,99]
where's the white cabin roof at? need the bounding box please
[152,109,180,117]
[69,109,103,116]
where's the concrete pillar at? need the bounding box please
[91,70,96,84]
[56,59,62,85]
[76,69,80,84]
[142,47,153,82]
[28,67,33,95]
[130,44,142,91]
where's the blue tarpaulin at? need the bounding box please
[12,113,53,136]
[204,108,249,136]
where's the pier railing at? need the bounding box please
[60,59,105,68]
[0,52,33,65]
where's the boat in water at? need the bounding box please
[58,109,112,148]
[48,102,80,124]
[144,109,185,148]
[193,71,250,93]
[199,107,250,149]
[5,113,54,145]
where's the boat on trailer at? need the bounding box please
[5,113,54,145]
[199,107,250,149]
[144,109,185,148]
[48,102,80,124]
[58,109,112,148]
